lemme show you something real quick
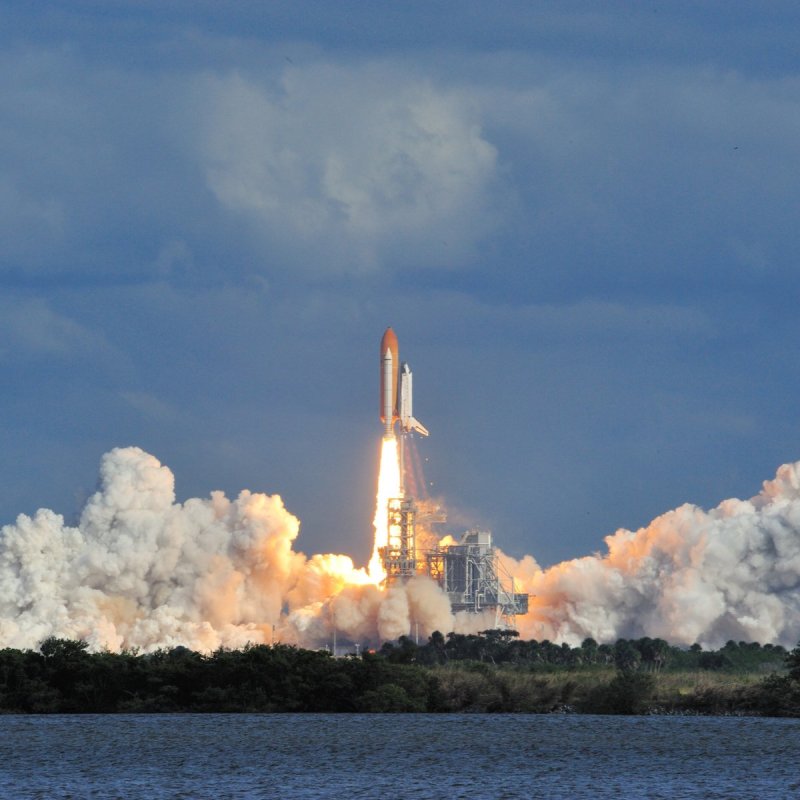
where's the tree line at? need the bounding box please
[378,631,788,674]
[0,632,798,714]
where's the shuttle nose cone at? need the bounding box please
[380,327,398,355]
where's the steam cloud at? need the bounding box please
[0,448,459,652]
[2,446,800,652]
[505,461,800,648]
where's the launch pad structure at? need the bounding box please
[377,327,529,629]
[379,498,529,627]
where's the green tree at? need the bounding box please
[357,683,426,712]
[613,640,641,674]
[580,638,599,665]
[604,672,655,714]
[786,641,800,681]
[418,631,447,665]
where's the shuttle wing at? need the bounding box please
[406,416,429,437]
[398,362,429,436]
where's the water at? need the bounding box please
[0,714,798,799]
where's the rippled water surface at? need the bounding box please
[1,714,799,799]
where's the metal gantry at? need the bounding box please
[379,497,418,581]
[380,496,528,623]
[430,529,529,622]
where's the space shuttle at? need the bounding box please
[380,327,429,439]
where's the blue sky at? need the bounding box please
[2,2,800,567]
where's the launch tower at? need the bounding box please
[378,497,417,581]
[426,530,529,622]
[379,497,528,624]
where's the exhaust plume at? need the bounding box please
[0,447,454,652]
[505,461,800,648]
[368,436,401,582]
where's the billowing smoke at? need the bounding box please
[2,446,800,652]
[505,461,800,648]
[0,447,455,652]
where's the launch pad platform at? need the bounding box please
[379,497,529,626]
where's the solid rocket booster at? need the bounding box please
[380,327,428,438]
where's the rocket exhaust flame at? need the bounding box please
[368,436,402,583]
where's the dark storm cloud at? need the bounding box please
[3,31,799,296]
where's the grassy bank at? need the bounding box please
[431,664,800,715]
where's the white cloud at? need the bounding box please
[192,64,499,273]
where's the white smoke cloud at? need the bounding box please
[0,447,306,652]
[509,461,800,648]
[0,447,458,652]
[3,446,800,653]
